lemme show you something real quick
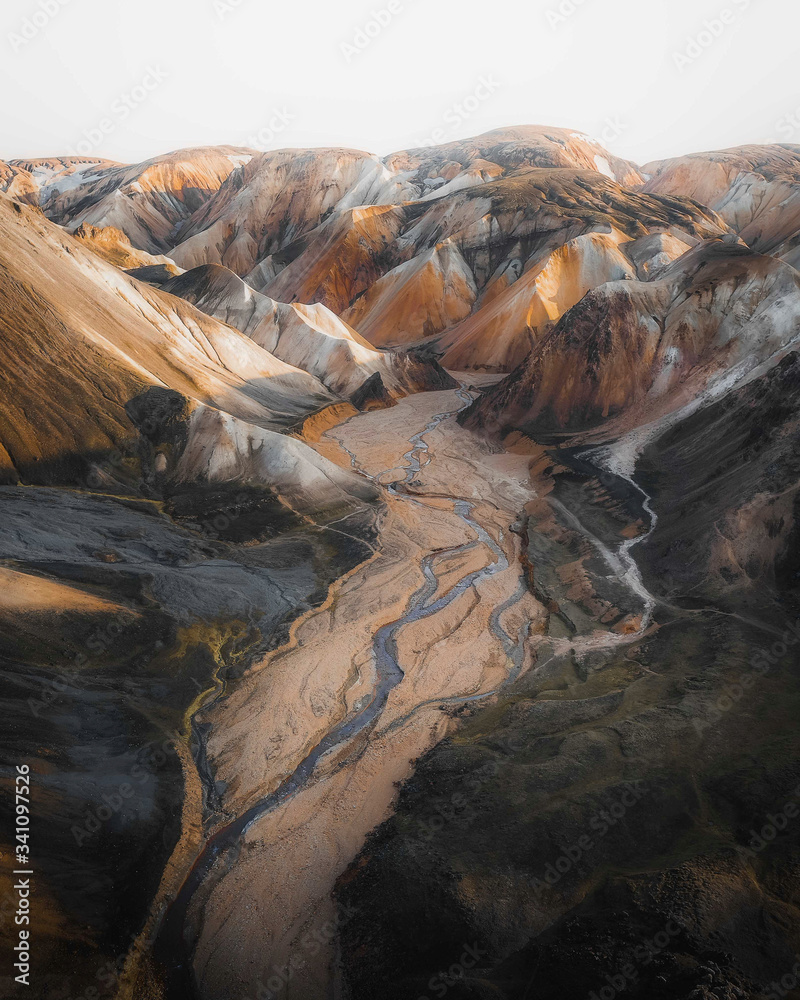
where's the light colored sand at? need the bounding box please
[186,388,546,999]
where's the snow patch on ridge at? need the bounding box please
[571,131,601,147]
[593,155,617,180]
[32,163,107,201]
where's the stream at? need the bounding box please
[153,385,670,998]
[154,386,531,997]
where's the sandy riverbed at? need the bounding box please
[183,387,546,999]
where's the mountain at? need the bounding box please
[643,144,800,268]
[338,238,478,349]
[2,155,119,207]
[21,147,255,254]
[168,127,643,283]
[3,125,800,1000]
[387,125,645,186]
[262,146,729,370]
[169,147,413,276]
[161,263,456,399]
[0,192,384,517]
[463,238,800,436]
[427,230,670,372]
[2,128,727,375]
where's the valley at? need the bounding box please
[1,123,799,999]
[127,375,679,1000]
[143,384,545,999]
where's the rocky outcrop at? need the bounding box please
[350,372,395,411]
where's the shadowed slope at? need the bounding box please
[72,221,184,275]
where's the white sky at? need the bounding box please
[1,0,797,167]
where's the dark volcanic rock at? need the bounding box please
[351,372,396,411]
[336,350,800,1000]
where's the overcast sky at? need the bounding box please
[1,0,797,166]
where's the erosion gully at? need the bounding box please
[153,386,661,998]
